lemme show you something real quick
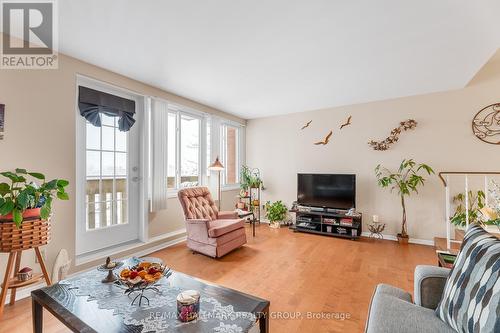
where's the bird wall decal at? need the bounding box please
[340,115,352,130]
[314,130,333,145]
[301,120,312,130]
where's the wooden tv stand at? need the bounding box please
[290,208,362,240]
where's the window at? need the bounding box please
[166,107,202,191]
[85,114,128,230]
[149,100,244,196]
[180,114,200,187]
[221,124,240,186]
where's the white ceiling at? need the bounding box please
[58,1,500,119]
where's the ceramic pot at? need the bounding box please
[269,221,281,229]
[0,208,41,222]
[397,233,409,244]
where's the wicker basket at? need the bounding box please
[0,219,50,253]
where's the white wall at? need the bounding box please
[246,50,500,241]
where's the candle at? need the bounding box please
[373,215,379,223]
[177,290,200,322]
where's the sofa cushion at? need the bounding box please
[366,284,455,333]
[435,224,500,333]
[208,219,245,237]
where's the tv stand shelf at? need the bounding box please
[291,209,362,240]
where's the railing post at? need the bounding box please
[484,176,488,204]
[465,175,469,227]
[445,175,451,251]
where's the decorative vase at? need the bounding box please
[0,208,41,222]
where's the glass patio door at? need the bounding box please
[76,82,141,255]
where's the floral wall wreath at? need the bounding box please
[472,103,500,145]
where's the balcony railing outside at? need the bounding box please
[86,178,127,230]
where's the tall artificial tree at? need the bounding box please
[375,159,434,240]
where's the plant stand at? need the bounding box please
[0,219,51,318]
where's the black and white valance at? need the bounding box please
[78,86,136,132]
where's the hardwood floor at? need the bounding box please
[0,224,436,333]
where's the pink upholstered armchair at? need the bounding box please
[177,187,247,258]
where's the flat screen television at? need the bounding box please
[297,173,356,209]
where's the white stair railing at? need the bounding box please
[438,171,500,252]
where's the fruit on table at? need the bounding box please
[119,261,165,285]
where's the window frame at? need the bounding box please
[220,121,244,190]
[166,104,204,195]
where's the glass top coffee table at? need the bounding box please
[31,257,269,333]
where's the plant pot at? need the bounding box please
[0,219,50,252]
[269,221,281,229]
[0,208,41,222]
[397,233,409,245]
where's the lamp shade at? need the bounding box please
[208,156,224,171]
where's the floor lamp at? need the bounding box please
[208,156,225,210]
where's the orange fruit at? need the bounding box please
[120,269,130,278]
[138,262,151,269]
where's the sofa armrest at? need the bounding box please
[185,219,210,243]
[414,265,450,309]
[217,211,238,219]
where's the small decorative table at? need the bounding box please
[31,257,269,333]
[0,219,51,318]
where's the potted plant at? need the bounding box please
[375,159,434,244]
[450,190,485,227]
[0,169,69,227]
[265,200,288,228]
[240,165,263,191]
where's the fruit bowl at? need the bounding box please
[115,261,172,306]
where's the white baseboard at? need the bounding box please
[4,229,187,305]
[360,232,433,246]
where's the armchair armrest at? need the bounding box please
[185,218,210,243]
[414,265,450,309]
[218,211,238,219]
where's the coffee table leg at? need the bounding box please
[259,305,269,333]
[32,297,43,333]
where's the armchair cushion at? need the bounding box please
[365,284,454,333]
[208,219,245,238]
[178,187,218,221]
[414,265,450,309]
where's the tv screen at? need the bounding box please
[297,174,356,209]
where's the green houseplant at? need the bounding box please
[450,190,485,227]
[0,169,69,227]
[375,159,434,243]
[240,165,264,192]
[265,200,288,228]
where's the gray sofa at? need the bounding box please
[365,265,455,333]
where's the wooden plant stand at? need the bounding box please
[0,219,51,318]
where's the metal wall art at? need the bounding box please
[472,103,500,145]
[368,119,417,151]
[314,130,333,145]
[301,120,312,130]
